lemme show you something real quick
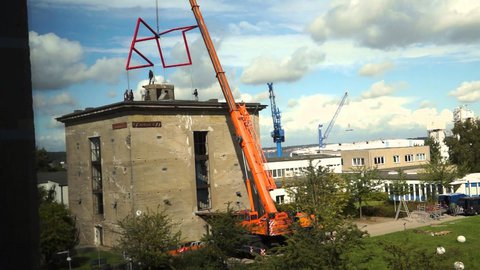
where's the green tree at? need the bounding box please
[421,161,464,196]
[445,118,480,172]
[116,209,181,269]
[256,164,366,269]
[389,169,410,211]
[424,136,442,164]
[344,166,381,219]
[36,146,51,172]
[38,186,79,268]
[174,204,251,270]
[286,164,350,229]
[379,238,447,270]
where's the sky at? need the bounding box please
[28,0,480,152]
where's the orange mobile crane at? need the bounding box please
[189,0,311,239]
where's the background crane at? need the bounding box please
[318,91,348,148]
[268,82,285,157]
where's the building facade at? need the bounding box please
[341,145,430,172]
[57,84,266,247]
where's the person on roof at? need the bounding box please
[148,70,154,84]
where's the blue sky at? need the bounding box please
[28,0,480,151]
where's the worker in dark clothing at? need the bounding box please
[128,89,134,101]
[193,89,198,101]
[148,70,154,84]
[123,90,129,101]
[144,89,150,101]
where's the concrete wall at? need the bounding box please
[65,109,256,247]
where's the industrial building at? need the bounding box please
[341,145,430,172]
[57,83,266,247]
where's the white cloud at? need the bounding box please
[361,80,397,99]
[240,47,325,85]
[449,81,480,103]
[30,31,125,90]
[33,92,78,115]
[358,61,394,77]
[35,131,66,152]
[307,0,480,49]
[259,93,453,147]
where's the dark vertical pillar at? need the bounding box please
[0,0,39,269]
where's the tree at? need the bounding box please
[116,208,182,269]
[38,186,79,268]
[256,163,366,269]
[344,166,381,219]
[445,118,480,173]
[421,161,464,196]
[36,146,51,172]
[424,136,442,164]
[379,238,447,270]
[173,204,252,270]
[389,169,410,211]
[286,164,350,229]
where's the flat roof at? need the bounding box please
[56,99,266,124]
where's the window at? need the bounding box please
[194,131,211,211]
[89,137,104,216]
[92,164,102,192]
[276,195,285,204]
[94,193,104,215]
[393,155,400,163]
[352,157,365,166]
[90,137,101,162]
[405,154,414,162]
[416,153,426,161]
[373,156,385,165]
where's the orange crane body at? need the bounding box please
[189,0,304,237]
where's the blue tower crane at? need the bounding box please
[268,82,285,157]
[319,91,348,148]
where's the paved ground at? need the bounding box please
[353,213,467,237]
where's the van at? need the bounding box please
[457,197,480,215]
[437,193,468,215]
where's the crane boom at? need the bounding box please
[190,0,278,215]
[319,91,348,148]
[189,0,312,238]
[268,83,285,157]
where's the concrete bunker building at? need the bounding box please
[57,83,266,247]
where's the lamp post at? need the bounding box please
[57,250,71,270]
[66,255,72,270]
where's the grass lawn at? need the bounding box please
[56,246,124,269]
[348,215,480,269]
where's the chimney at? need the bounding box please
[142,83,175,101]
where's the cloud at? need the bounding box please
[33,92,78,115]
[36,131,66,152]
[240,47,325,85]
[259,93,453,148]
[358,61,394,77]
[307,0,480,49]
[169,38,217,89]
[449,81,480,103]
[29,31,125,90]
[227,21,262,35]
[361,80,397,99]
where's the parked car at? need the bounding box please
[457,196,480,215]
[168,241,205,256]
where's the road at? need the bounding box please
[354,213,466,237]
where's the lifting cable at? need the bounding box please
[190,65,195,99]
[155,0,166,83]
[126,70,130,90]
